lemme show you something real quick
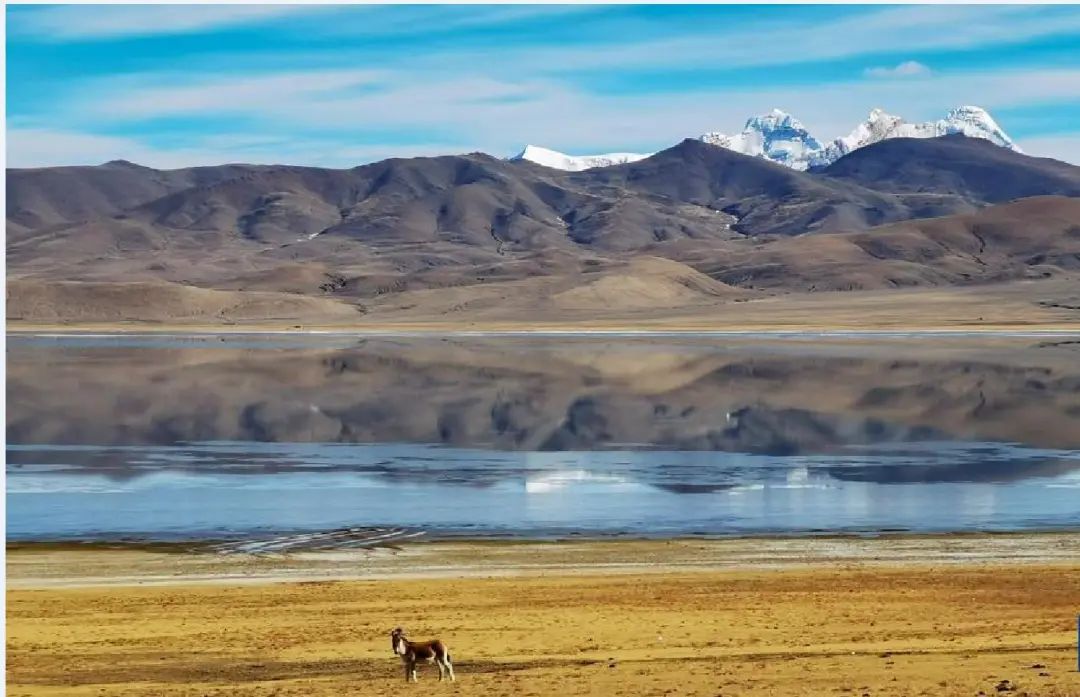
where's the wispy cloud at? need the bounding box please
[864,61,933,79]
[299,5,604,39]
[9,5,324,40]
[71,65,1080,154]
[98,70,386,118]
[5,127,473,169]
[6,128,188,168]
[435,5,1080,74]
[8,4,599,42]
[7,5,1080,168]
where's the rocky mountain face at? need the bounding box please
[513,105,1023,172]
[820,135,1080,204]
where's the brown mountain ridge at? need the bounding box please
[7,135,1080,327]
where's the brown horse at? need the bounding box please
[390,627,455,682]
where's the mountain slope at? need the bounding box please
[550,256,741,311]
[12,137,976,274]
[821,135,1080,204]
[6,278,364,324]
[6,160,262,235]
[686,196,1080,291]
[6,150,746,287]
[576,138,967,236]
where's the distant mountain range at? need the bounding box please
[7,131,1080,326]
[511,106,1020,172]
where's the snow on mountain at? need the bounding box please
[810,105,1021,167]
[510,106,1019,171]
[700,109,824,171]
[509,145,650,172]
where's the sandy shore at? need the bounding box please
[8,534,1080,588]
[9,322,1080,335]
[7,536,1080,696]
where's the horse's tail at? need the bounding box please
[445,651,452,664]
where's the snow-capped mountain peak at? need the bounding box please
[810,105,1021,167]
[811,108,905,166]
[510,105,1020,172]
[701,108,823,171]
[940,105,1018,151]
[744,108,804,132]
[509,145,649,172]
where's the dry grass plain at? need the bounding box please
[7,539,1080,697]
[7,275,1080,333]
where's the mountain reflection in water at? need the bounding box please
[6,334,1080,539]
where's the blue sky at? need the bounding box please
[7,4,1080,168]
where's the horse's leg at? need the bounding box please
[403,660,411,683]
[445,656,455,682]
[437,659,445,681]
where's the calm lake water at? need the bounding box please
[7,333,1080,540]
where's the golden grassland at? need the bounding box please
[7,538,1080,697]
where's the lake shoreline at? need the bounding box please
[9,323,1080,336]
[9,526,1080,550]
[9,532,1080,589]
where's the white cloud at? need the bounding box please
[864,61,933,79]
[10,5,325,40]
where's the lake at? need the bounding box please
[7,333,1080,541]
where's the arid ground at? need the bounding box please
[7,276,1080,333]
[7,536,1080,697]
